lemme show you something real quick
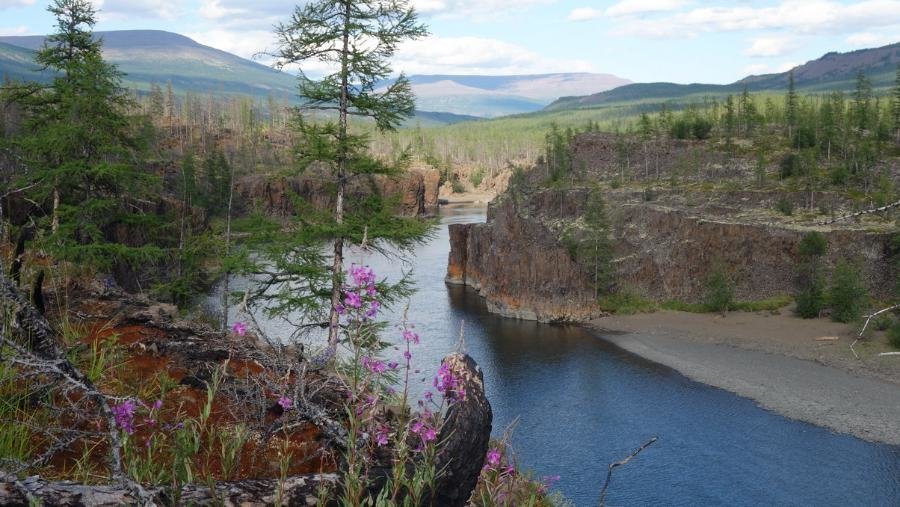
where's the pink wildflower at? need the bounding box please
[277,396,293,410]
[231,321,247,337]
[402,329,420,344]
[486,448,502,468]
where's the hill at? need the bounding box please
[0,30,298,99]
[405,73,631,117]
[547,42,900,111]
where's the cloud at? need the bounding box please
[614,0,900,38]
[411,0,555,18]
[95,0,182,20]
[0,25,30,36]
[0,0,35,9]
[393,36,595,75]
[568,7,603,21]
[744,36,799,57]
[605,0,688,17]
[845,31,898,47]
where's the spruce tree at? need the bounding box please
[261,0,430,347]
[891,66,900,144]
[785,70,798,142]
[10,0,162,271]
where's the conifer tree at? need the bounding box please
[10,0,162,271]
[785,70,798,142]
[891,66,900,144]
[262,0,430,347]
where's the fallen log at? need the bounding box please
[0,473,341,506]
[819,199,900,225]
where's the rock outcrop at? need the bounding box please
[237,163,441,218]
[448,133,898,322]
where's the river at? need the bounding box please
[214,204,900,506]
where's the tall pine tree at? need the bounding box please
[256,0,430,347]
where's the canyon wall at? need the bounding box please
[237,163,441,218]
[448,134,897,322]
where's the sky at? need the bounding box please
[0,0,898,84]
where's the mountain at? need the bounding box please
[404,73,631,117]
[546,42,900,112]
[0,30,298,98]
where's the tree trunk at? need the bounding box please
[327,0,352,347]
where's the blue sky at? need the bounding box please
[0,1,898,83]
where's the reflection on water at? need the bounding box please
[216,204,900,506]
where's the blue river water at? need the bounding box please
[222,204,900,506]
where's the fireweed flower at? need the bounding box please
[486,448,502,468]
[434,363,466,402]
[277,396,294,411]
[112,399,138,434]
[402,329,420,344]
[362,356,387,374]
[349,265,376,287]
[365,300,381,319]
[343,291,362,309]
[375,426,390,446]
[231,321,247,337]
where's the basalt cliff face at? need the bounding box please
[237,163,441,218]
[448,133,897,322]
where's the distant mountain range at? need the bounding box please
[546,42,900,112]
[0,30,631,120]
[403,73,631,117]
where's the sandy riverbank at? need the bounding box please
[591,309,900,446]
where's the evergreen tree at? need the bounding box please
[853,71,872,133]
[786,70,798,141]
[265,0,430,346]
[795,232,827,318]
[739,85,756,136]
[891,66,900,144]
[723,94,736,151]
[10,0,162,271]
[148,82,164,118]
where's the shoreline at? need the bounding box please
[589,310,900,446]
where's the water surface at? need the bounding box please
[219,205,900,506]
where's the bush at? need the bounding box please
[776,198,794,216]
[451,179,466,194]
[469,168,486,188]
[703,267,734,314]
[598,291,658,315]
[888,319,900,349]
[798,232,827,257]
[780,153,799,179]
[795,263,826,318]
[828,260,869,323]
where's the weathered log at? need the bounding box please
[819,199,900,225]
[0,473,341,506]
[432,353,493,507]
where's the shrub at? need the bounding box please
[795,263,826,318]
[888,318,900,350]
[703,267,734,314]
[451,179,466,194]
[469,167,486,188]
[780,153,799,179]
[828,260,869,323]
[776,198,794,216]
[598,290,658,315]
[798,232,827,257]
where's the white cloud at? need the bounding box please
[845,31,898,47]
[605,0,688,17]
[568,7,603,21]
[394,36,595,75]
[744,36,798,57]
[95,0,182,20]
[614,0,900,38]
[412,0,555,18]
[0,0,35,9]
[0,25,29,36]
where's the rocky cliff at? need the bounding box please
[448,134,898,322]
[237,163,441,218]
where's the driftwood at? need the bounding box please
[851,304,900,359]
[0,473,340,506]
[598,437,657,506]
[819,199,900,225]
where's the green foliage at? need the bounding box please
[544,123,573,181]
[469,167,486,188]
[795,232,828,318]
[828,260,869,323]
[451,178,466,194]
[561,187,613,297]
[703,266,735,314]
[776,197,794,216]
[6,0,165,271]
[598,290,658,315]
[888,318,900,349]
